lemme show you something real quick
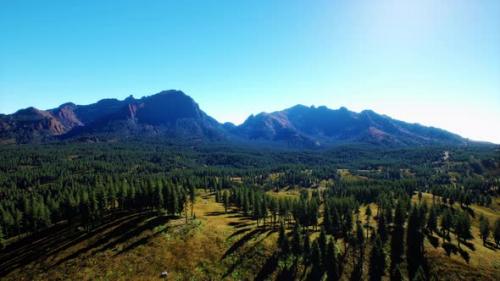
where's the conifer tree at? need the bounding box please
[406,206,424,280]
[391,201,405,271]
[391,264,404,281]
[310,240,323,281]
[494,218,500,247]
[278,223,289,255]
[291,223,303,256]
[223,191,229,213]
[365,205,373,239]
[440,208,453,241]
[479,215,490,246]
[355,219,365,257]
[369,236,386,281]
[319,227,328,261]
[411,266,426,281]
[426,205,438,234]
[303,232,311,264]
[378,211,388,242]
[455,211,472,247]
[0,225,4,250]
[350,254,363,281]
[325,238,339,281]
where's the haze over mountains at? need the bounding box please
[0,90,471,147]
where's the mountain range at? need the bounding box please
[0,90,470,147]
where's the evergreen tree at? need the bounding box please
[411,266,426,281]
[223,191,229,213]
[391,201,405,271]
[494,218,500,247]
[378,211,388,242]
[365,205,373,239]
[406,206,424,280]
[369,236,386,281]
[303,232,311,264]
[325,238,339,281]
[189,185,196,217]
[391,264,404,281]
[291,223,303,256]
[356,220,365,253]
[0,225,4,249]
[350,254,363,281]
[440,208,453,241]
[454,211,472,247]
[310,240,323,281]
[278,223,289,255]
[426,205,438,235]
[479,215,490,246]
[319,227,328,261]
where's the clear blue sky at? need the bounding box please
[1,0,499,142]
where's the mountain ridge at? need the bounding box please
[0,90,476,147]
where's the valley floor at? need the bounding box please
[1,191,499,281]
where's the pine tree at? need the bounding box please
[189,185,196,218]
[0,225,4,250]
[223,191,229,213]
[350,254,363,281]
[324,208,333,234]
[278,223,289,255]
[325,238,339,281]
[365,205,373,239]
[291,223,303,256]
[406,206,424,280]
[440,208,453,241]
[303,232,311,264]
[455,211,472,247]
[378,211,388,242]
[494,218,500,247]
[411,266,426,281]
[479,215,490,246]
[426,205,437,235]
[356,220,365,250]
[369,236,386,281]
[310,240,323,281]
[391,264,404,281]
[390,202,405,271]
[319,227,328,261]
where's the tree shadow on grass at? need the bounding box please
[458,248,470,263]
[255,253,279,281]
[221,228,265,260]
[442,242,470,263]
[52,213,174,267]
[0,211,147,277]
[425,232,440,248]
[461,240,475,251]
[461,206,475,218]
[94,215,173,254]
[484,241,498,251]
[205,211,227,216]
[115,223,170,256]
[228,221,252,229]
[222,227,274,279]
[227,227,253,239]
[0,211,174,277]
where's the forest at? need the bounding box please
[0,141,499,280]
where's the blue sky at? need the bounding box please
[1,0,499,142]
